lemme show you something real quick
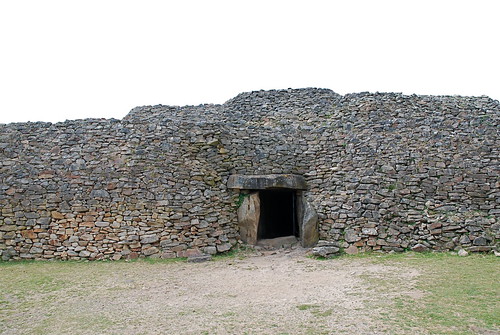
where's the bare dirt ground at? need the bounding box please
[1,247,427,335]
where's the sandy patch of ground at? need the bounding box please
[1,248,423,335]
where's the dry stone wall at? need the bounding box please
[0,88,499,260]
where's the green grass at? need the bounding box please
[30,314,116,335]
[0,259,177,334]
[297,304,333,318]
[297,304,320,311]
[350,252,499,335]
[0,261,76,298]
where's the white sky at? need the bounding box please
[0,0,499,124]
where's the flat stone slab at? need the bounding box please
[257,235,299,248]
[227,174,307,190]
[311,246,340,258]
[186,254,212,263]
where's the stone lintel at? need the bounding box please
[227,174,307,190]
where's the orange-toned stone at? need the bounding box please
[106,183,117,190]
[51,211,64,219]
[354,240,365,247]
[128,252,139,260]
[5,188,16,195]
[49,239,60,246]
[184,248,202,257]
[21,230,37,239]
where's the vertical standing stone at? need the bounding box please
[237,192,260,245]
[301,199,319,248]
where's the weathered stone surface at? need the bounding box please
[228,174,307,190]
[203,246,217,255]
[344,245,359,255]
[311,246,340,258]
[141,235,159,244]
[411,243,429,252]
[79,250,91,257]
[143,247,159,256]
[362,228,377,236]
[473,237,487,246]
[468,246,494,252]
[216,243,232,253]
[128,252,139,260]
[237,193,260,245]
[90,190,110,198]
[257,236,298,249]
[0,88,498,260]
[301,199,319,248]
[458,249,469,257]
[345,230,360,243]
[183,248,202,257]
[51,211,65,219]
[316,240,339,248]
[187,254,212,263]
[161,251,176,259]
[29,247,43,254]
[459,235,471,245]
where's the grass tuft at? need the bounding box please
[359,252,499,334]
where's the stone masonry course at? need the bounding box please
[0,88,498,260]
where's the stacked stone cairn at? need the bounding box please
[0,88,498,260]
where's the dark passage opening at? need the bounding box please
[258,189,298,239]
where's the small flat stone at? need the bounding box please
[257,236,298,249]
[362,227,377,236]
[458,249,468,257]
[311,246,340,257]
[344,245,359,255]
[411,243,429,252]
[141,235,159,244]
[473,236,487,246]
[203,246,217,255]
[468,246,494,252]
[187,254,212,263]
[216,243,231,253]
[143,247,159,256]
[51,211,65,219]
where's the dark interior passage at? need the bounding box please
[258,189,298,239]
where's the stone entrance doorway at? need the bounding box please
[227,174,318,247]
[258,189,298,240]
